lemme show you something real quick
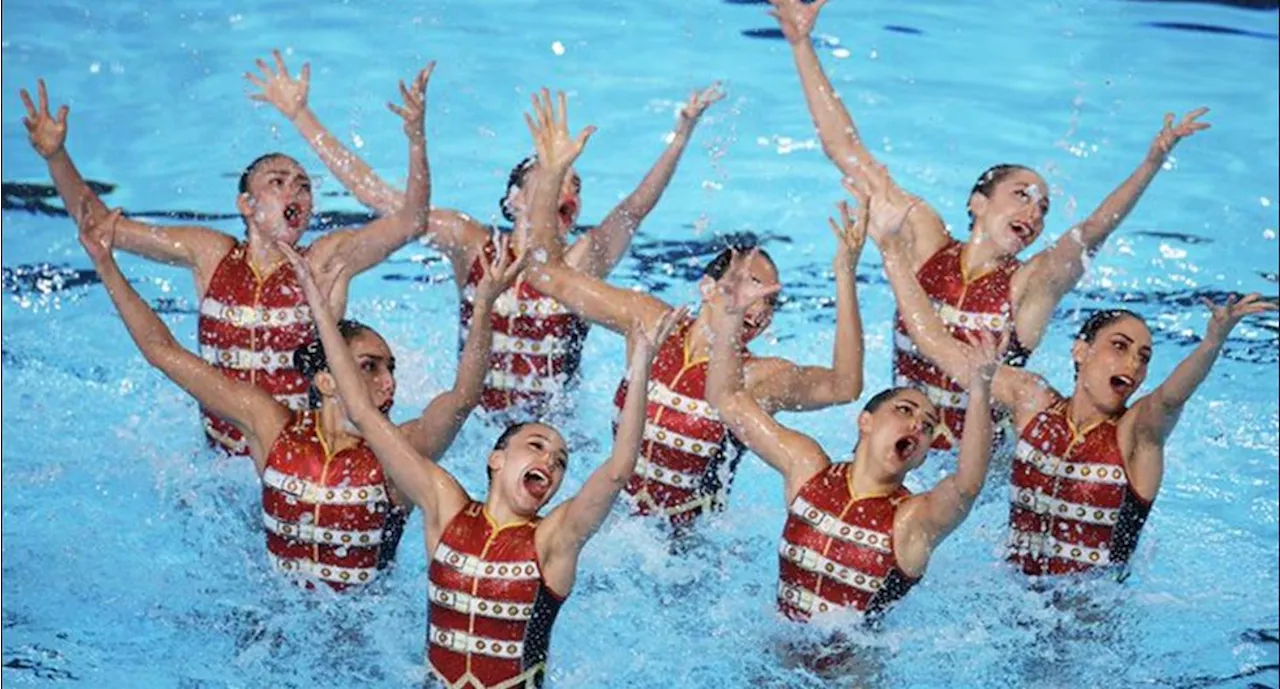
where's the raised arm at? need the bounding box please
[522,89,671,335]
[566,84,724,278]
[1123,294,1275,498]
[896,335,1000,566]
[21,80,233,272]
[280,242,469,534]
[248,52,481,265]
[854,165,1053,423]
[399,235,525,458]
[749,200,865,412]
[306,65,434,279]
[77,202,286,472]
[1014,108,1211,348]
[541,307,685,588]
[705,252,829,499]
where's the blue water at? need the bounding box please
[3,1,1277,687]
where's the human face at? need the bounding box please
[348,330,397,415]
[857,390,940,476]
[489,424,569,515]
[240,156,314,244]
[971,169,1050,255]
[1073,317,1153,415]
[718,253,781,343]
[510,166,581,233]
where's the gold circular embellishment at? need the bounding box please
[1076,508,1086,517]
[1112,469,1123,479]
[514,341,525,351]
[674,439,685,448]
[342,490,352,499]
[485,565,495,574]
[840,526,850,535]
[959,314,969,323]
[479,602,489,611]
[692,444,703,453]
[1065,465,1076,474]
[819,603,829,612]
[657,431,668,441]
[825,564,835,573]
[1081,467,1093,477]
[221,352,233,363]
[1053,544,1063,553]
[321,568,332,577]
[1089,552,1100,562]
[531,343,542,353]
[499,566,509,575]
[525,565,536,575]
[1058,505,1068,513]
[359,490,368,499]
[672,396,683,406]
[323,532,333,541]
[1071,548,1082,557]
[654,468,666,478]
[340,572,351,581]
[449,554,461,564]
[359,572,369,581]
[854,530,865,540]
[438,632,448,642]
[326,490,335,499]
[807,510,820,520]
[1095,510,1105,520]
[477,641,487,650]
[672,476,683,485]
[508,605,519,615]
[341,535,352,544]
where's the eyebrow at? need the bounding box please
[1112,334,1135,344]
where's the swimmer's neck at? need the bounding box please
[1064,392,1119,431]
[482,493,535,529]
[960,232,1011,279]
[244,230,290,274]
[318,402,364,454]
[848,445,904,497]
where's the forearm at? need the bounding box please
[293,108,404,214]
[452,301,495,408]
[46,150,107,223]
[608,358,653,478]
[829,265,864,401]
[1079,157,1162,249]
[706,314,747,408]
[1151,334,1225,414]
[881,243,970,381]
[92,252,183,363]
[953,384,994,499]
[790,41,869,175]
[528,159,573,264]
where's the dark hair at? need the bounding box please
[294,319,376,409]
[238,152,295,195]
[967,163,1035,222]
[862,386,916,414]
[1075,309,1145,343]
[703,243,781,306]
[499,157,538,222]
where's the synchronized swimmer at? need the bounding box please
[17,1,1273,684]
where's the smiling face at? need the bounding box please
[487,423,569,516]
[1072,316,1153,415]
[968,167,1050,256]
[236,154,314,245]
[856,389,940,478]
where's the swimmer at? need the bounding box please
[858,164,1276,576]
[520,90,868,529]
[768,0,1210,450]
[287,236,683,688]
[704,248,1002,624]
[19,66,436,455]
[250,50,724,423]
[74,192,523,590]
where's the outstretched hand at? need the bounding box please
[679,83,725,125]
[246,50,311,121]
[628,305,688,368]
[829,199,867,270]
[387,63,434,142]
[473,233,527,307]
[767,0,829,44]
[76,197,120,262]
[20,79,69,159]
[277,242,329,314]
[842,163,919,249]
[960,328,1009,389]
[704,248,783,319]
[1202,292,1275,342]
[1148,107,1210,162]
[524,88,596,173]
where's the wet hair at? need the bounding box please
[1073,308,1147,376]
[967,163,1035,222]
[499,157,538,222]
[862,386,917,415]
[238,152,295,195]
[293,319,376,409]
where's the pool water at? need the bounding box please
[3,1,1277,687]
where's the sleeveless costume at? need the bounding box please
[427,502,564,689]
[893,239,1029,449]
[198,243,312,454]
[261,411,408,590]
[1006,399,1153,575]
[777,463,919,621]
[613,317,745,528]
[460,239,590,424]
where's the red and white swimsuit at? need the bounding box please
[460,239,589,423]
[261,411,407,590]
[893,239,1028,450]
[198,243,312,455]
[1006,400,1152,576]
[427,502,563,689]
[777,463,919,621]
[614,317,744,528]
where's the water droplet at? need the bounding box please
[551,41,565,56]
[832,48,851,59]
[1261,197,1272,208]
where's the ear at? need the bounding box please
[236,192,254,220]
[313,371,338,401]
[967,191,988,219]
[487,450,505,476]
[857,410,873,436]
[698,275,716,299]
[1071,339,1088,370]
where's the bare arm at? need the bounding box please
[21,81,233,272]
[1015,108,1211,348]
[705,254,829,498]
[542,309,684,587]
[750,201,865,412]
[281,243,469,534]
[522,90,671,335]
[77,205,286,473]
[1124,294,1274,498]
[399,237,525,458]
[568,85,724,278]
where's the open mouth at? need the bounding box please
[283,202,305,229]
[1109,375,1135,397]
[522,467,552,500]
[1010,220,1035,243]
[378,399,394,415]
[894,435,919,462]
[558,201,577,228]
